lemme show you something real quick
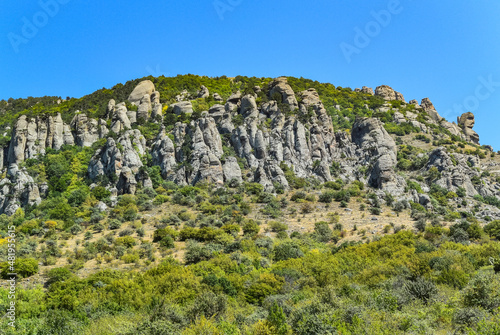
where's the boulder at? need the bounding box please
[421,98,442,121]
[197,85,210,99]
[171,101,193,115]
[70,113,99,147]
[458,112,480,144]
[223,157,242,183]
[137,94,152,121]
[269,77,299,111]
[128,80,155,105]
[361,86,374,95]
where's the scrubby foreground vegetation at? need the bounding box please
[1,180,500,334]
[1,74,500,334]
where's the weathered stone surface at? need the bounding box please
[240,95,259,119]
[269,77,298,111]
[110,103,132,133]
[117,167,137,195]
[458,112,480,144]
[421,98,442,121]
[171,101,193,115]
[197,85,210,99]
[375,85,396,101]
[223,157,242,183]
[128,80,155,105]
[151,126,177,179]
[106,99,115,119]
[361,86,374,95]
[137,94,152,121]
[70,113,99,147]
[352,117,405,194]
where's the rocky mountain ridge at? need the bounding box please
[0,77,498,221]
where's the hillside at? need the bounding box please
[1,75,500,334]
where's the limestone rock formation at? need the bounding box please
[70,113,99,147]
[458,112,480,144]
[421,98,442,122]
[269,77,299,111]
[352,117,405,195]
[197,85,210,99]
[375,85,405,102]
[361,86,374,95]
[171,101,193,115]
[128,80,155,105]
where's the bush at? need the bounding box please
[46,267,73,286]
[484,220,500,240]
[273,241,304,262]
[403,277,438,304]
[462,273,500,311]
[1,258,39,279]
[269,221,288,233]
[114,236,136,248]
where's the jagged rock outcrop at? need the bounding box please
[2,76,499,216]
[223,157,242,183]
[352,117,405,195]
[151,91,163,121]
[171,101,193,115]
[425,147,479,196]
[70,113,99,147]
[421,98,442,122]
[269,77,298,111]
[7,113,73,166]
[0,165,41,215]
[458,112,480,144]
[151,126,177,180]
[128,80,155,106]
[110,103,132,133]
[106,99,115,119]
[197,85,210,99]
[117,167,137,195]
[137,94,152,121]
[375,85,405,102]
[361,86,374,95]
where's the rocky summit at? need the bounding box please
[0,76,496,218]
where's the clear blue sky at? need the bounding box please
[1,0,499,148]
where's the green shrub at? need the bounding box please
[1,258,39,279]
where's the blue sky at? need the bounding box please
[1,0,499,148]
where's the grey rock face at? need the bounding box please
[0,165,41,215]
[128,80,155,106]
[361,86,374,95]
[7,113,72,165]
[223,157,242,183]
[269,77,299,111]
[421,98,442,121]
[240,95,259,119]
[213,93,223,101]
[117,167,137,195]
[375,85,404,102]
[137,94,152,121]
[106,99,116,119]
[171,101,193,115]
[70,113,99,147]
[151,127,177,179]
[352,117,405,194]
[426,147,478,196]
[458,112,480,144]
[197,85,210,99]
[110,103,132,133]
[7,115,29,165]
